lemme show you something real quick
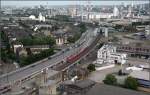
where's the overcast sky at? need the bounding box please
[1,1,149,6]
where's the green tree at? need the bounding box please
[87,64,96,72]
[124,77,138,90]
[19,36,55,46]
[67,36,75,43]
[103,74,117,85]
[51,15,70,21]
[79,23,87,33]
[67,33,81,43]
[0,31,17,62]
[20,48,54,67]
[118,69,123,76]
[97,43,104,49]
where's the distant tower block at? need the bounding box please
[113,6,119,17]
[86,0,92,20]
[126,5,133,18]
[131,2,134,8]
[39,13,43,21]
[104,28,108,37]
[146,26,150,35]
[48,8,52,17]
[38,13,45,22]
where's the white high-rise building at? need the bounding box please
[38,13,45,22]
[39,13,43,21]
[145,25,150,35]
[126,5,134,18]
[104,28,108,37]
[113,6,119,17]
[96,44,127,64]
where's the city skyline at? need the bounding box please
[0,0,150,95]
[2,0,149,7]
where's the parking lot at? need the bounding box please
[88,65,122,83]
[87,57,150,83]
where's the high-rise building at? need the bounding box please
[113,6,119,17]
[126,5,133,18]
[38,13,45,22]
[104,27,108,37]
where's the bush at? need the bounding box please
[20,48,54,67]
[19,36,55,46]
[51,15,71,21]
[118,69,127,76]
[79,23,87,33]
[118,69,123,76]
[67,36,76,43]
[67,33,81,43]
[97,43,104,49]
[124,77,138,90]
[103,74,117,85]
[87,64,95,72]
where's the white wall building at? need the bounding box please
[81,12,114,21]
[29,15,36,20]
[29,13,45,22]
[104,28,108,37]
[145,25,150,35]
[55,38,67,46]
[96,44,127,64]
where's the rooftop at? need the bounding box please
[130,70,150,81]
[85,84,149,95]
[61,79,149,95]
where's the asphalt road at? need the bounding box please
[0,28,97,85]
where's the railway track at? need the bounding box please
[54,33,101,71]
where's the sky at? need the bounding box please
[1,0,149,7]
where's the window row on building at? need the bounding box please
[117,46,150,54]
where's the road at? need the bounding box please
[53,30,101,71]
[0,28,97,86]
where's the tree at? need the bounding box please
[112,36,119,42]
[67,33,81,43]
[97,43,104,49]
[87,64,95,72]
[20,48,54,67]
[67,36,76,43]
[124,77,138,90]
[118,69,123,76]
[114,24,122,29]
[79,23,87,33]
[0,30,17,62]
[103,74,117,85]
[19,36,55,46]
[51,15,70,21]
